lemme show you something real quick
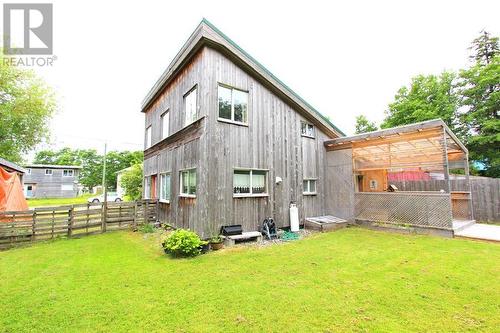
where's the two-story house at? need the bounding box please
[142,19,346,237]
[23,164,82,198]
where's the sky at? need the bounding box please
[2,0,499,159]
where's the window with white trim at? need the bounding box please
[301,121,315,138]
[63,169,74,177]
[161,111,169,140]
[233,169,267,196]
[303,179,317,195]
[144,176,151,199]
[184,87,197,126]
[159,173,171,202]
[45,169,53,176]
[180,169,196,196]
[218,84,248,124]
[145,126,152,149]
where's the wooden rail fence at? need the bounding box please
[0,200,158,250]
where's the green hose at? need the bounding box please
[281,231,300,241]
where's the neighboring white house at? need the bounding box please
[116,166,134,198]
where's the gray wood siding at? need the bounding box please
[324,149,354,220]
[23,168,79,198]
[145,46,337,236]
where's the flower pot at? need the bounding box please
[210,241,224,250]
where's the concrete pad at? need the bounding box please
[455,223,500,242]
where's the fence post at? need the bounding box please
[102,202,107,233]
[32,211,36,242]
[68,205,74,238]
[133,201,138,230]
[144,201,148,224]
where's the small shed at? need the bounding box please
[0,158,28,213]
[324,119,473,235]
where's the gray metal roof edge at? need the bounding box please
[24,164,83,169]
[0,157,26,173]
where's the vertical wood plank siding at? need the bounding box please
[144,47,336,237]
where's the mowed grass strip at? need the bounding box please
[0,228,498,332]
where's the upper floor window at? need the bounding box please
[218,84,248,124]
[233,169,267,197]
[184,86,197,126]
[159,173,171,203]
[161,110,169,140]
[303,179,317,195]
[45,169,53,176]
[180,169,196,197]
[145,126,152,149]
[301,121,315,138]
[63,169,74,177]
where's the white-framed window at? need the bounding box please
[145,126,152,149]
[218,84,248,124]
[180,169,196,197]
[233,169,268,197]
[303,179,317,195]
[301,121,315,138]
[144,176,151,199]
[26,168,31,174]
[184,86,197,126]
[159,173,171,202]
[161,110,169,140]
[61,184,73,191]
[45,169,53,176]
[63,169,74,177]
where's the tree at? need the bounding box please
[381,71,463,138]
[0,53,56,162]
[459,31,499,177]
[354,115,378,134]
[120,164,143,200]
[33,148,143,190]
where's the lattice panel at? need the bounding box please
[355,192,453,229]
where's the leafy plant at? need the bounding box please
[209,235,223,243]
[139,223,155,233]
[162,229,207,257]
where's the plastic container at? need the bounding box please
[289,203,299,232]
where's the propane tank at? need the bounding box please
[289,202,299,232]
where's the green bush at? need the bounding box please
[162,229,207,257]
[139,223,155,233]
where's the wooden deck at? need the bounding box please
[305,215,347,232]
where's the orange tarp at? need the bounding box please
[0,166,28,213]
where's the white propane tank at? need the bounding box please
[289,203,299,232]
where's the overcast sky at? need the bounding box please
[5,0,499,158]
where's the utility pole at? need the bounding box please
[102,142,108,202]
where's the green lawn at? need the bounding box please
[0,228,498,332]
[27,194,94,208]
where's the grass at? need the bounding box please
[27,194,94,208]
[0,228,498,332]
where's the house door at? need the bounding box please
[24,184,34,198]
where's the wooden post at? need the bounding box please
[144,201,149,224]
[68,206,74,238]
[442,128,451,193]
[32,211,36,242]
[133,201,138,230]
[51,210,55,239]
[86,203,90,234]
[102,202,107,233]
[464,153,474,220]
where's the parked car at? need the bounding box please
[88,192,123,203]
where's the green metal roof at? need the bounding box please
[201,18,345,136]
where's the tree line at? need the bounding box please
[355,31,499,178]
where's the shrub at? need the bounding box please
[162,229,207,257]
[139,223,155,233]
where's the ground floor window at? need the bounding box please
[303,179,317,195]
[180,169,196,197]
[159,173,171,202]
[233,169,268,196]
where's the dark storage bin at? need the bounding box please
[220,225,243,236]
